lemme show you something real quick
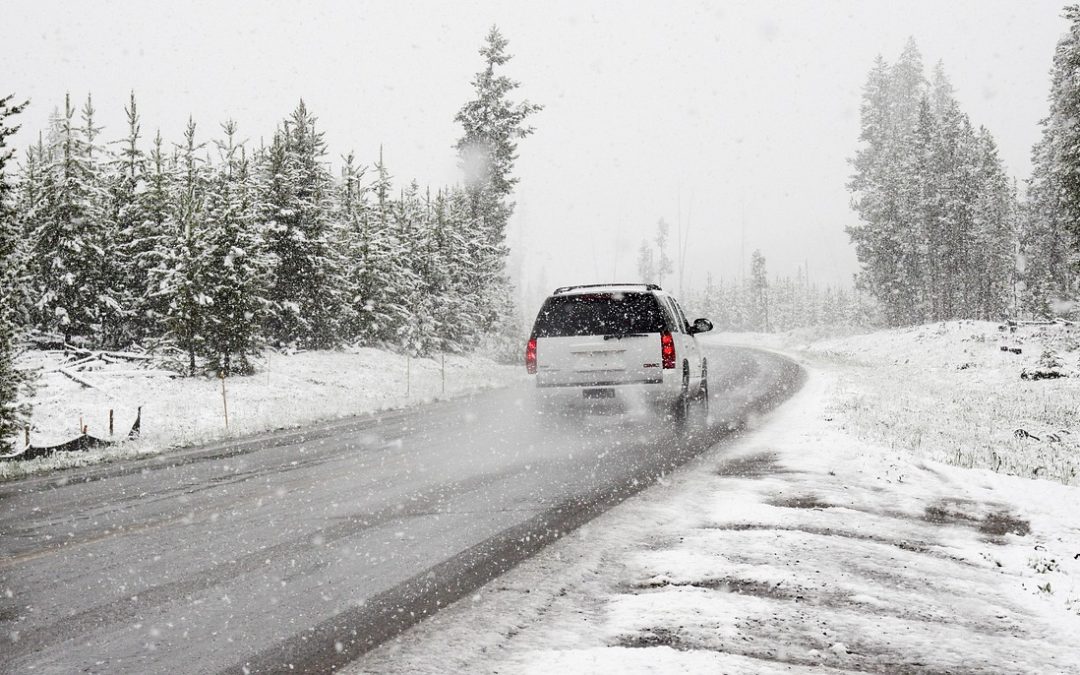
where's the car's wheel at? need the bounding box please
[698,360,709,415]
[672,363,691,424]
[698,372,710,418]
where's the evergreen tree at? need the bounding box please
[636,240,656,284]
[427,187,474,352]
[0,94,33,452]
[970,130,1017,320]
[108,92,149,345]
[655,218,673,287]
[1023,5,1080,317]
[336,152,367,341]
[750,249,769,331]
[454,26,542,238]
[78,94,125,347]
[346,147,410,346]
[454,26,541,343]
[262,101,345,348]
[135,131,176,339]
[847,56,909,326]
[848,43,1019,325]
[13,136,47,328]
[203,121,268,375]
[390,181,427,354]
[151,118,209,375]
[32,94,107,344]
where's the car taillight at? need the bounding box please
[661,331,676,369]
[526,337,537,374]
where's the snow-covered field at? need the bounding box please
[352,322,1080,673]
[728,320,1080,486]
[1,347,523,480]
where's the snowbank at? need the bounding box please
[2,347,523,480]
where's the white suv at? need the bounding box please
[525,284,713,418]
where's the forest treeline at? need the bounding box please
[686,251,877,333]
[13,96,514,369]
[849,16,1080,326]
[5,30,537,365]
[0,28,539,451]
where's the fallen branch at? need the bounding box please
[57,367,106,391]
[58,355,100,370]
[92,369,179,378]
[101,351,154,362]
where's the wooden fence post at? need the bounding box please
[441,353,446,395]
[109,409,114,436]
[220,372,230,430]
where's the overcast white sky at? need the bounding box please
[1,0,1069,311]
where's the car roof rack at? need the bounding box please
[553,283,662,294]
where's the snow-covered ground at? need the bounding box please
[728,320,1080,486]
[352,322,1080,673]
[1,347,523,480]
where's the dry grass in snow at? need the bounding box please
[719,321,1080,486]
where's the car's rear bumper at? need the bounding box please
[532,376,681,413]
[535,376,663,388]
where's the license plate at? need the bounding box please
[583,388,615,399]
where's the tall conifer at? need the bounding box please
[0,94,32,452]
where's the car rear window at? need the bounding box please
[531,292,667,338]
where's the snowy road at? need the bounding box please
[0,346,800,675]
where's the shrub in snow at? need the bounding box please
[1021,349,1067,381]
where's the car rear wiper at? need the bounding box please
[603,333,648,340]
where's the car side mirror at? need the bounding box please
[690,318,713,334]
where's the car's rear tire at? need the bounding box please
[672,364,691,424]
[694,372,710,433]
[698,360,710,416]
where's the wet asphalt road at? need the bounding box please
[0,345,802,674]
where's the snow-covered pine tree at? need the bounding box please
[345,147,410,347]
[1022,5,1080,318]
[428,187,474,352]
[150,118,209,375]
[928,69,980,320]
[13,136,47,331]
[636,241,656,285]
[455,26,541,241]
[107,92,149,346]
[262,101,345,348]
[336,151,366,342]
[202,121,269,375]
[750,249,768,331]
[454,27,541,348]
[133,131,176,340]
[0,94,33,452]
[847,56,909,326]
[655,219,674,288]
[396,181,444,355]
[909,94,940,323]
[969,130,1017,320]
[446,184,492,347]
[32,94,110,345]
[75,94,127,348]
[849,43,1018,326]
